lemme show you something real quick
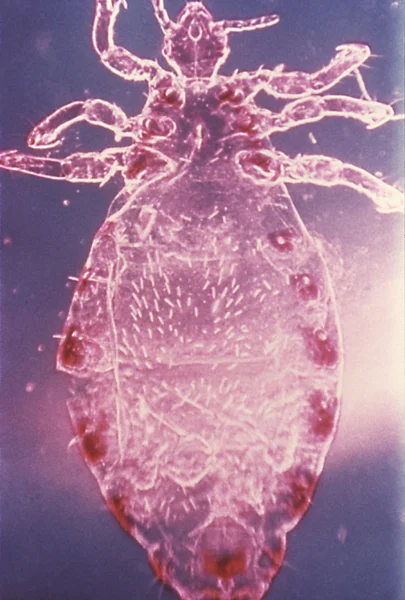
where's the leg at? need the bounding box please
[286,154,404,213]
[27,99,134,149]
[237,149,404,214]
[245,43,371,99]
[92,0,163,81]
[0,148,125,184]
[221,13,280,33]
[263,94,395,135]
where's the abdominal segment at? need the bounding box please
[57,179,341,599]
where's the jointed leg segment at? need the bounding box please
[93,0,162,81]
[152,0,172,32]
[221,13,280,33]
[258,94,395,135]
[0,148,125,184]
[247,43,371,98]
[237,149,404,214]
[27,100,134,149]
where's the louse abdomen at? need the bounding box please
[57,159,341,599]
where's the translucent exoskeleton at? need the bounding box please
[1,1,403,599]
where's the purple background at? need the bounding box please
[1,1,404,599]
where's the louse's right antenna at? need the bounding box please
[152,0,173,32]
[221,13,280,33]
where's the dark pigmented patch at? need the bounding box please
[108,492,137,533]
[278,468,316,520]
[290,272,319,300]
[238,151,282,181]
[162,87,182,107]
[203,549,247,580]
[76,414,108,464]
[83,430,106,462]
[126,152,148,178]
[268,228,298,253]
[217,86,244,104]
[149,547,175,585]
[142,117,172,137]
[77,268,92,294]
[305,328,338,367]
[125,149,167,179]
[308,390,338,437]
[60,325,85,368]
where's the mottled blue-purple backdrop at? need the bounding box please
[1,1,403,599]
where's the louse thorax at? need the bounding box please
[137,75,270,185]
[161,2,228,78]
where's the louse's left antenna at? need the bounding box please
[221,13,280,33]
[152,0,173,32]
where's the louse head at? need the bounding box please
[153,0,280,78]
[158,1,228,78]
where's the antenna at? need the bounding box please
[152,0,173,32]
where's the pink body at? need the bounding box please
[0,2,402,599]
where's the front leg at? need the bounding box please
[27,100,134,149]
[93,0,163,81]
[237,149,404,214]
[245,43,370,99]
[0,148,125,184]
